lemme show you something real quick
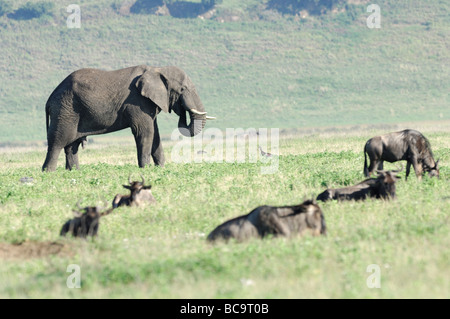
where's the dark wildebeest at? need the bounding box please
[207,199,326,243]
[316,169,401,202]
[112,175,156,208]
[60,201,113,238]
[364,129,439,180]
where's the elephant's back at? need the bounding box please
[53,66,147,94]
[50,66,144,107]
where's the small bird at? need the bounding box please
[259,146,272,158]
[19,177,34,184]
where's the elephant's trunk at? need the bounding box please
[178,109,206,137]
[178,93,206,137]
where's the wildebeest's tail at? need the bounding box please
[363,144,369,177]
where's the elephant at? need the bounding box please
[42,65,214,171]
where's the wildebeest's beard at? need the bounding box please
[423,160,440,178]
[381,183,396,199]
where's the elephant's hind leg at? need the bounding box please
[64,139,83,170]
[42,145,63,172]
[43,119,79,171]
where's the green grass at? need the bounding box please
[0,127,448,298]
[0,0,449,299]
[0,0,449,142]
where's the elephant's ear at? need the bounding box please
[136,71,169,113]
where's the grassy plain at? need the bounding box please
[0,0,448,300]
[0,0,449,142]
[0,123,448,298]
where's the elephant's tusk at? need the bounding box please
[206,116,216,120]
[189,109,207,115]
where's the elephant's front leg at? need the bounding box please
[151,119,165,167]
[132,122,154,168]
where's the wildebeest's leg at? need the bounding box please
[64,139,83,170]
[377,161,384,171]
[405,161,411,180]
[367,159,379,177]
[410,157,423,181]
[151,119,165,167]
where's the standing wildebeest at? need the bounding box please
[207,200,326,243]
[316,169,401,202]
[60,201,113,238]
[112,175,156,208]
[364,129,439,180]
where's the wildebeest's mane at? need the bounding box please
[401,129,434,159]
[277,200,317,218]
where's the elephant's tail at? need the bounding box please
[45,103,50,134]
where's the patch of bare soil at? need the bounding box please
[0,241,74,260]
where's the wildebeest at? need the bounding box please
[316,169,401,202]
[112,175,156,208]
[207,199,326,243]
[60,201,113,238]
[364,129,439,180]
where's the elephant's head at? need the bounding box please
[136,66,214,137]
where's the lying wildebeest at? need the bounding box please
[364,129,439,180]
[207,199,326,243]
[60,201,112,238]
[112,175,156,208]
[316,169,401,202]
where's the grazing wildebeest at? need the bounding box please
[60,201,112,238]
[364,129,439,180]
[112,175,156,208]
[207,200,326,243]
[316,169,401,202]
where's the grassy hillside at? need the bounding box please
[0,0,449,143]
[0,128,448,298]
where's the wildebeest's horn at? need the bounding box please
[128,174,132,185]
[96,197,108,212]
[140,173,145,185]
[72,210,82,218]
[391,164,403,173]
[206,116,216,120]
[76,199,83,210]
[100,208,113,217]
